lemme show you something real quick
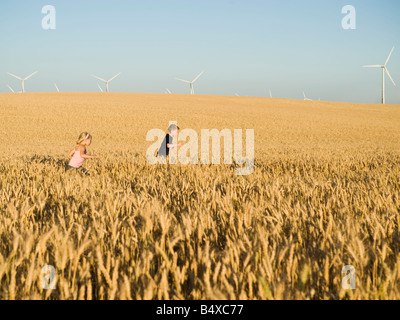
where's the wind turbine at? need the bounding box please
[363,47,396,104]
[269,90,272,98]
[303,91,312,101]
[97,83,104,92]
[7,85,21,93]
[92,73,121,93]
[54,83,60,92]
[165,88,172,94]
[7,71,37,93]
[175,71,204,94]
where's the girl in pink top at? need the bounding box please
[68,132,99,175]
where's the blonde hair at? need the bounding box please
[76,132,92,145]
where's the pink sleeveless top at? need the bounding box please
[69,148,86,168]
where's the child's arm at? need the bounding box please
[167,142,182,148]
[83,154,100,159]
[167,136,183,148]
[68,148,76,160]
[79,146,99,159]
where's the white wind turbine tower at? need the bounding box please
[7,71,38,93]
[92,73,121,93]
[269,90,272,98]
[175,71,204,94]
[54,83,60,92]
[303,91,312,101]
[363,47,396,104]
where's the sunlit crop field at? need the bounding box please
[0,93,399,300]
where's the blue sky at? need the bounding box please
[0,0,399,103]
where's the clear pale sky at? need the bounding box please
[0,0,399,103]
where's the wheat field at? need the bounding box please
[0,93,399,300]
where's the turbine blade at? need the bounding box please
[108,73,121,82]
[54,83,59,92]
[92,75,106,82]
[385,68,396,86]
[24,71,37,80]
[363,65,382,68]
[192,71,204,83]
[7,85,15,93]
[7,72,23,80]
[175,78,191,83]
[97,83,104,92]
[385,47,394,66]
